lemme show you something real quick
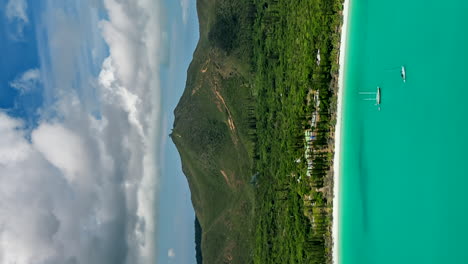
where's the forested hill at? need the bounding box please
[172,0,345,263]
[171,0,256,263]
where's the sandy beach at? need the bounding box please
[332,0,350,263]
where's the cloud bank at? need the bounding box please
[0,0,166,263]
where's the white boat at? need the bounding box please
[401,66,406,82]
[359,88,381,110]
[376,87,381,105]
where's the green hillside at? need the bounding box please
[172,1,256,263]
[172,0,344,263]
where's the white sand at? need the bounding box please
[332,0,350,263]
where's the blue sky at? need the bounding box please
[0,0,41,125]
[157,1,199,263]
[0,0,199,263]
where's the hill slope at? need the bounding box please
[171,0,256,263]
[172,0,344,263]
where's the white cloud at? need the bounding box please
[168,248,176,258]
[5,0,29,39]
[32,123,91,183]
[10,68,41,94]
[5,0,28,23]
[0,114,31,165]
[99,0,166,262]
[179,0,190,25]
[99,57,144,138]
[0,113,121,264]
[0,0,167,263]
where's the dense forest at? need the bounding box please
[249,0,343,263]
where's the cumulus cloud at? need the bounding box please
[5,0,29,39]
[168,248,176,258]
[0,113,126,264]
[0,0,167,263]
[10,68,41,94]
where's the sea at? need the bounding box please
[339,0,468,263]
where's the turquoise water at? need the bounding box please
[340,0,468,263]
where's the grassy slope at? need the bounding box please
[172,1,256,263]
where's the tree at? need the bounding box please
[209,15,240,53]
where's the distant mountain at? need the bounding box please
[171,0,256,263]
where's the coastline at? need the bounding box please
[332,0,350,263]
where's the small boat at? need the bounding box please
[376,87,381,111]
[401,66,406,82]
[376,87,381,105]
[359,88,381,110]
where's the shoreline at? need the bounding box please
[332,0,350,263]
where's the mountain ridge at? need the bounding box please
[171,0,256,263]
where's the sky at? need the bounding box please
[0,0,199,263]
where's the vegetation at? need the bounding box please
[172,1,256,263]
[250,0,344,263]
[172,0,344,263]
[195,217,203,264]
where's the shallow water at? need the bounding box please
[340,0,468,263]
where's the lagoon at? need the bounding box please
[340,0,468,263]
